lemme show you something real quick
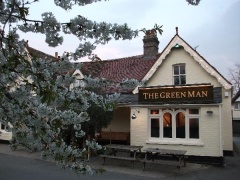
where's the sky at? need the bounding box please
[18,0,240,78]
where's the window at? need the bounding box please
[176,112,185,138]
[163,112,172,138]
[189,109,199,114]
[189,118,199,139]
[234,102,240,110]
[149,108,200,141]
[151,118,159,137]
[150,110,159,115]
[1,123,5,130]
[0,123,9,131]
[173,64,186,85]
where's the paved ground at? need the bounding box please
[0,137,240,179]
[0,143,206,179]
[0,153,159,180]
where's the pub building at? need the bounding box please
[81,28,233,164]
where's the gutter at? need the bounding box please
[219,104,223,156]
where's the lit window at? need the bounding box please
[189,109,199,114]
[151,110,159,115]
[149,108,199,141]
[173,64,186,85]
[176,112,185,138]
[163,112,172,138]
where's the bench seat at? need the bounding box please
[100,154,136,161]
[140,159,183,170]
[100,154,138,167]
[97,131,130,144]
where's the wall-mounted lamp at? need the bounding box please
[224,92,229,97]
[206,110,213,115]
[131,108,140,120]
[131,113,137,120]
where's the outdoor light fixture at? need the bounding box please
[131,108,140,120]
[206,110,213,115]
[131,113,137,120]
[224,92,229,97]
[174,43,180,48]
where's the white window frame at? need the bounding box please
[173,64,186,85]
[148,108,202,146]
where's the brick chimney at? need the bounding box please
[55,52,60,59]
[143,29,159,58]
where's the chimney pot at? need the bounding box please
[143,31,159,58]
[55,52,58,58]
[150,29,156,35]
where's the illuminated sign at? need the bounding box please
[139,85,214,103]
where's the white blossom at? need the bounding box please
[0,0,196,176]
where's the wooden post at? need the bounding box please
[87,134,90,160]
[110,129,112,144]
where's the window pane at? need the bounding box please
[174,66,179,75]
[235,103,238,109]
[174,76,179,85]
[163,113,172,138]
[235,103,240,110]
[189,118,199,139]
[189,109,199,114]
[1,123,5,130]
[180,75,186,84]
[150,110,159,115]
[151,118,159,137]
[176,112,185,138]
[173,65,186,85]
[180,65,185,74]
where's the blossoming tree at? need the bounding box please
[0,0,200,175]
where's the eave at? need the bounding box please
[133,34,232,94]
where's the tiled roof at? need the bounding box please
[26,46,159,84]
[117,94,138,104]
[27,46,78,76]
[26,46,58,61]
[81,55,160,83]
[232,90,240,103]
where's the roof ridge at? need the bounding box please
[82,53,162,64]
[176,34,232,86]
[26,46,59,62]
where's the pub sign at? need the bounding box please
[139,85,214,103]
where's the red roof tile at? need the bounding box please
[81,55,160,83]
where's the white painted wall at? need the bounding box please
[129,48,233,156]
[0,122,12,141]
[221,90,233,151]
[130,106,222,156]
[147,48,220,86]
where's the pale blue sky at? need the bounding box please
[19,0,240,78]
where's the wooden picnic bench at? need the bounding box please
[100,144,143,167]
[140,148,187,170]
[97,131,130,145]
